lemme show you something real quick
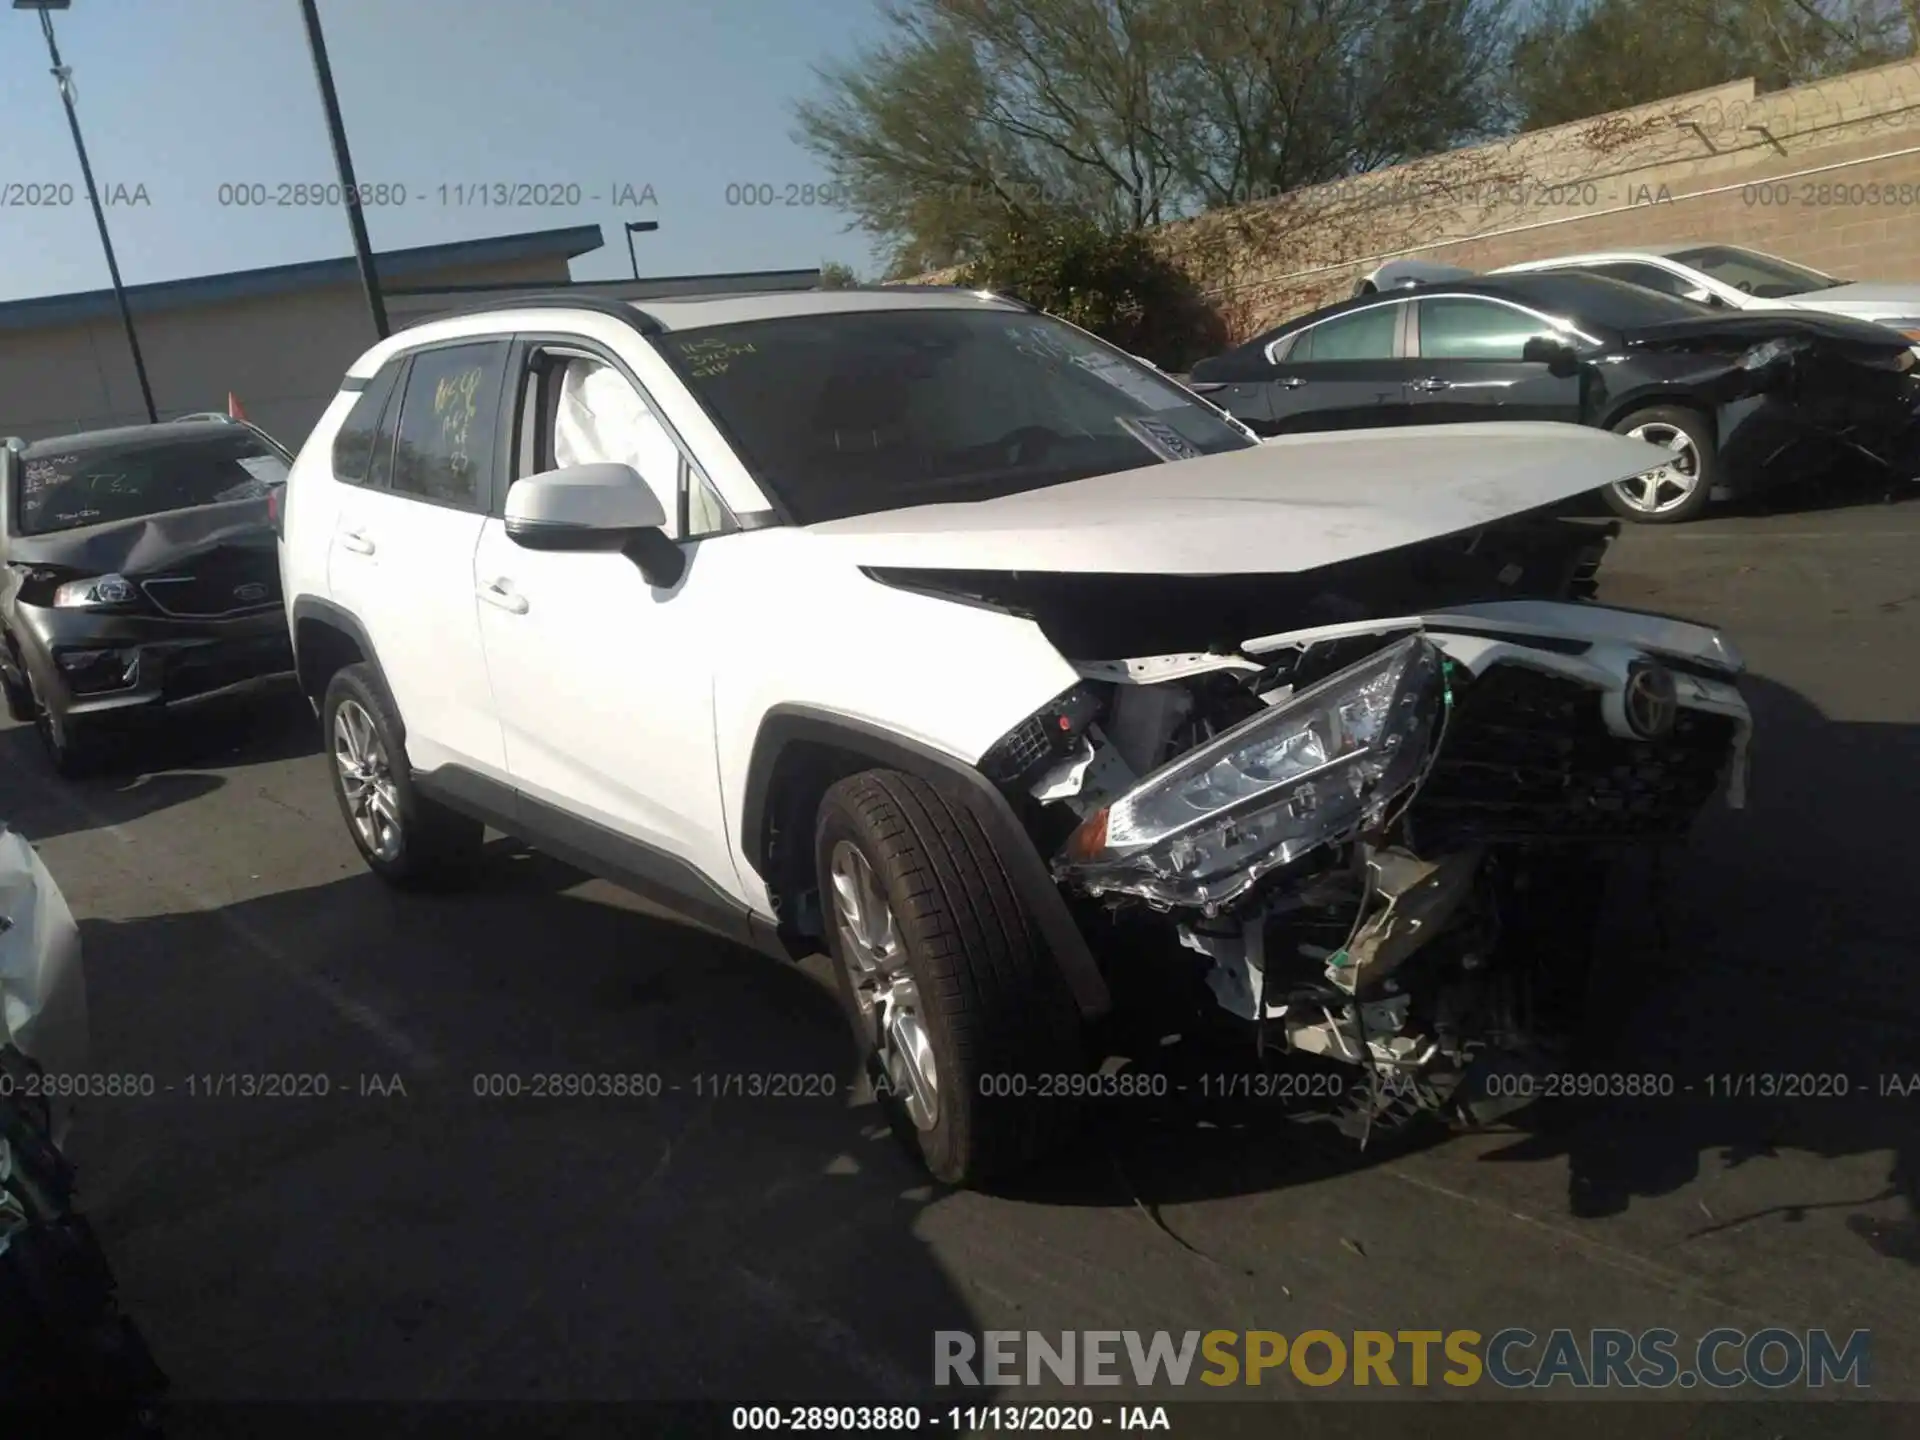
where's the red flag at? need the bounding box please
[228,392,246,421]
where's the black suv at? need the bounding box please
[0,416,296,775]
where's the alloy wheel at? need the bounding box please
[334,698,403,862]
[828,839,939,1130]
[1615,422,1702,516]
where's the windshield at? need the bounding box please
[1668,245,1843,298]
[14,429,289,536]
[653,308,1255,524]
[1507,273,1715,329]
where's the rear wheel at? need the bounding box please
[815,769,1084,1187]
[322,664,481,887]
[1604,406,1717,523]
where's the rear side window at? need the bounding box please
[1290,304,1399,362]
[331,359,405,485]
[389,342,509,510]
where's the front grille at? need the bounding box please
[162,634,293,702]
[139,545,280,619]
[1407,663,1736,847]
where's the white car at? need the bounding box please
[1492,244,1920,348]
[277,288,1753,1184]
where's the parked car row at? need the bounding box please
[1189,243,1920,523]
[1,287,1756,1191]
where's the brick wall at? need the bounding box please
[912,58,1920,343]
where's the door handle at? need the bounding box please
[338,529,375,555]
[1278,376,1308,389]
[1412,377,1452,393]
[477,579,529,615]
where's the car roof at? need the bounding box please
[346,285,1036,380]
[1498,244,1734,269]
[14,416,270,458]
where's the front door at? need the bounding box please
[471,342,740,900]
[1407,296,1584,425]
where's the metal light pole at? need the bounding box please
[624,220,659,280]
[297,0,387,339]
[16,0,158,423]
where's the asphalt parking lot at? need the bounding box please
[3,486,1917,1427]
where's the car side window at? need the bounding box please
[388,341,510,510]
[534,353,731,541]
[331,359,405,486]
[1590,262,1692,298]
[1290,304,1399,363]
[1418,298,1556,360]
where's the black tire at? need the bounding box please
[321,664,482,888]
[1,642,33,726]
[815,769,1084,1187]
[22,669,93,780]
[1603,405,1717,524]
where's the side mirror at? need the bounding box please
[504,462,685,587]
[1521,335,1582,377]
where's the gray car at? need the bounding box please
[0,417,297,776]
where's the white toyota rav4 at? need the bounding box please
[278,288,1753,1185]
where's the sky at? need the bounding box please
[0,0,894,304]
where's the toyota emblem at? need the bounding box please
[1623,662,1679,739]
[233,582,269,604]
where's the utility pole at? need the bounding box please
[625,220,659,280]
[297,0,388,338]
[17,0,158,423]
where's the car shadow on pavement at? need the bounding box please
[68,839,972,1404]
[0,693,316,842]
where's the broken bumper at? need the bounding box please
[1054,609,1752,913]
[11,599,295,728]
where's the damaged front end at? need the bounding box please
[990,609,1751,1140]
[1622,319,1920,483]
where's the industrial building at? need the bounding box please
[0,223,819,446]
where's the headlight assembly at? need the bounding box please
[1054,635,1445,912]
[52,574,138,609]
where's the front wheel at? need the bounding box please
[815,770,1084,1187]
[1604,406,1717,523]
[22,669,93,780]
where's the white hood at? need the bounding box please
[804,422,1667,576]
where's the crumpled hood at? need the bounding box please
[5,495,274,576]
[804,422,1668,576]
[1619,308,1914,357]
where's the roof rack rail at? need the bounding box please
[170,412,239,424]
[420,291,666,334]
[856,283,1035,311]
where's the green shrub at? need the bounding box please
[955,216,1225,371]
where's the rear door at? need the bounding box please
[1260,299,1419,434]
[1407,295,1584,424]
[325,339,512,778]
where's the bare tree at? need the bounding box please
[794,0,1514,276]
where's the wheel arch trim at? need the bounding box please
[289,596,403,742]
[740,704,1112,1019]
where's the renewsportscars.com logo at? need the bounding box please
[935,1328,1872,1390]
